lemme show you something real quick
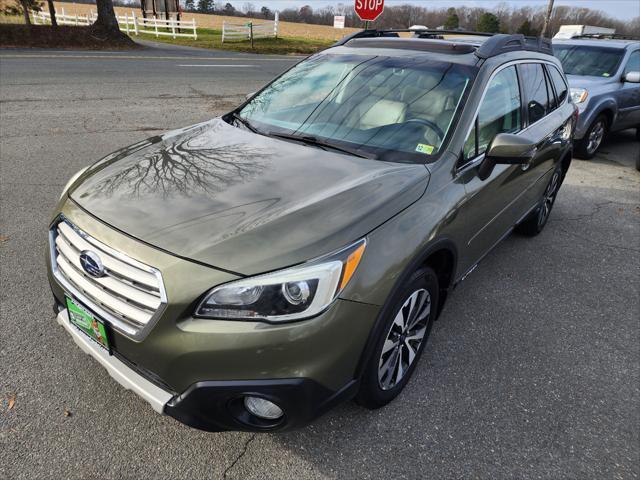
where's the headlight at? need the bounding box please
[59,166,89,199]
[570,88,588,104]
[195,239,366,322]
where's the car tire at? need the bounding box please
[515,166,563,237]
[575,115,607,159]
[356,267,439,409]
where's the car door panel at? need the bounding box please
[455,65,528,271]
[615,50,640,130]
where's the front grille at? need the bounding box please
[50,218,167,339]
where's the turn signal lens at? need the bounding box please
[339,242,366,290]
[570,87,588,104]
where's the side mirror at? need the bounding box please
[477,133,537,180]
[623,71,640,83]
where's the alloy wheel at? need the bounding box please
[378,289,431,390]
[538,170,560,228]
[587,120,605,155]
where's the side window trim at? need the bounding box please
[543,64,558,111]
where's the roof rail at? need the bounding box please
[475,34,553,58]
[572,33,639,40]
[331,29,398,46]
[333,30,554,58]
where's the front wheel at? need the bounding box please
[356,267,439,409]
[516,166,562,237]
[575,115,607,159]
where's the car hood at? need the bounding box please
[70,119,429,275]
[565,74,616,89]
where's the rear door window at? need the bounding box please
[547,65,568,105]
[520,63,550,124]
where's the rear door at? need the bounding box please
[515,62,568,209]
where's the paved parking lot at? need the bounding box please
[1,43,639,479]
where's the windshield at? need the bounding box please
[237,54,475,162]
[554,45,624,77]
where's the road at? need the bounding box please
[1,43,639,479]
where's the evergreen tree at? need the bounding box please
[197,0,213,13]
[476,12,500,33]
[444,7,459,29]
[185,0,195,11]
[223,2,236,15]
[516,19,537,36]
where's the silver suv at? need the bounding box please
[553,38,640,159]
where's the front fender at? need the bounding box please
[575,96,618,139]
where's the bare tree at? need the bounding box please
[46,0,56,26]
[94,0,120,34]
[541,0,555,37]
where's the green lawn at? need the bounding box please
[133,27,333,55]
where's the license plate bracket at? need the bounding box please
[65,296,111,353]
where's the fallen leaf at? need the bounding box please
[7,394,16,410]
[0,235,8,245]
[63,409,72,417]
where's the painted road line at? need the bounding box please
[178,64,254,67]
[0,54,299,61]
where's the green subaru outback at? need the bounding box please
[47,31,576,432]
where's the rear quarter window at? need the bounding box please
[547,65,569,105]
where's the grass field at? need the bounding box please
[135,27,333,54]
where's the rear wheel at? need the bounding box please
[516,166,562,237]
[575,115,607,159]
[356,267,438,409]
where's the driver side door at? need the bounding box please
[456,64,529,274]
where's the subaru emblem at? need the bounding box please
[79,250,105,278]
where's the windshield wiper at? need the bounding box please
[231,112,260,134]
[268,132,372,159]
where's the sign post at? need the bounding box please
[354,0,384,23]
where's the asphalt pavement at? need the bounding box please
[1,42,639,479]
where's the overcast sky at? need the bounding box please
[231,0,640,20]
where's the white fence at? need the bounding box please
[222,12,279,43]
[32,9,197,40]
[117,13,197,39]
[32,9,91,26]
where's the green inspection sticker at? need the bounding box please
[65,297,110,351]
[415,143,435,155]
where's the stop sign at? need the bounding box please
[354,0,384,22]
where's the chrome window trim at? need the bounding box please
[49,215,168,341]
[456,59,567,174]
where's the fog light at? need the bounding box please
[243,396,283,420]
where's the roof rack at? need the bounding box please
[333,30,554,59]
[571,33,639,40]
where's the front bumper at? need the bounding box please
[55,304,358,431]
[55,308,173,413]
